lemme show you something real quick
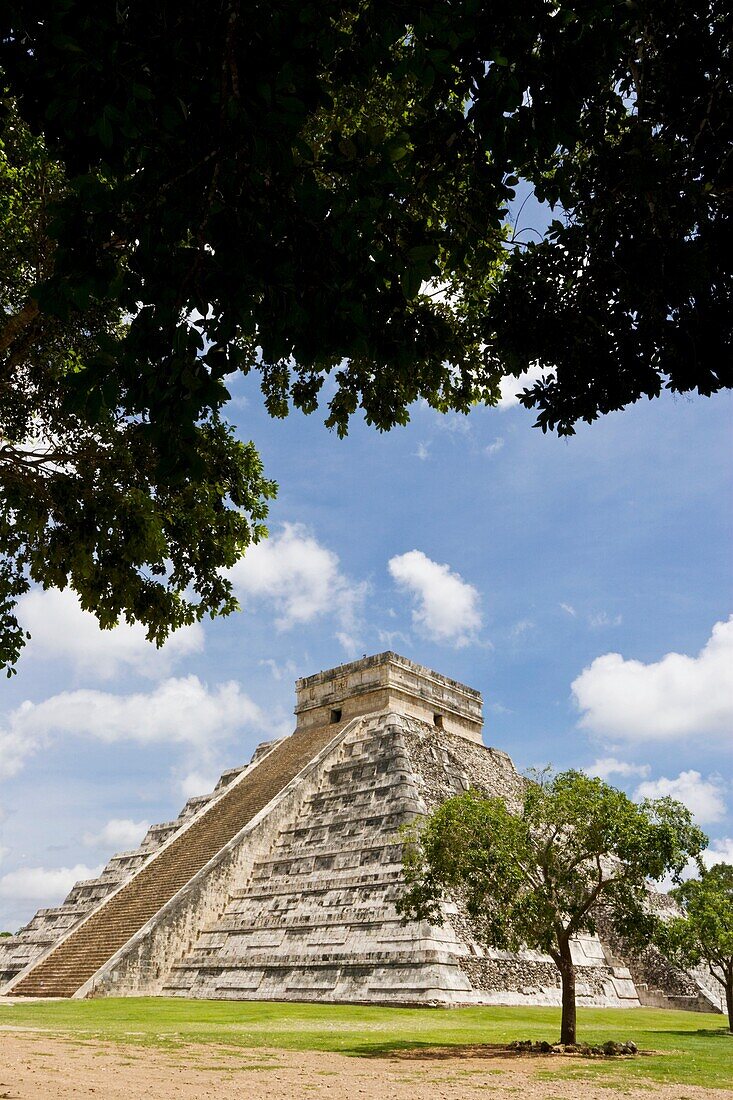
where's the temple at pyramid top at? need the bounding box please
[294,651,483,743]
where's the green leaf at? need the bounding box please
[400,266,424,300]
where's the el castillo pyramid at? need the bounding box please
[0,653,723,1011]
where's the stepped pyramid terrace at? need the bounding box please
[0,653,723,1011]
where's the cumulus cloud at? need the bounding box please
[17,588,203,681]
[571,616,733,742]
[634,770,726,826]
[83,819,150,851]
[585,757,651,782]
[0,676,263,782]
[0,863,103,904]
[229,523,366,645]
[388,550,482,647]
[497,365,546,409]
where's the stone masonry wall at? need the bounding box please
[158,713,476,1004]
[144,713,639,1008]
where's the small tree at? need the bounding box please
[661,863,733,1031]
[398,770,706,1045]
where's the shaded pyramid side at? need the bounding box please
[0,734,289,989]
[0,762,242,986]
[130,712,641,1007]
[2,727,333,998]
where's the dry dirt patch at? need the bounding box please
[0,1031,730,1100]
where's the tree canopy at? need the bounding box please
[0,101,275,672]
[662,863,733,1031]
[0,1,730,665]
[398,770,707,1045]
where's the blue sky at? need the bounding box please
[0,376,731,930]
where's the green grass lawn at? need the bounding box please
[0,998,730,1090]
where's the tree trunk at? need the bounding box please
[557,939,577,1046]
[726,974,732,1034]
[0,298,39,354]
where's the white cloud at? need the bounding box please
[258,658,298,682]
[435,412,472,436]
[83,819,149,851]
[377,628,412,650]
[388,550,482,648]
[703,837,733,866]
[588,610,623,629]
[415,442,430,461]
[179,772,217,799]
[572,616,733,742]
[497,365,546,409]
[17,588,204,681]
[585,757,651,782]
[654,836,733,892]
[0,864,103,904]
[335,631,361,656]
[229,523,366,640]
[0,676,262,781]
[485,437,505,457]
[634,770,726,825]
[560,603,577,617]
[510,619,534,639]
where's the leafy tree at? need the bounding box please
[0,99,275,672]
[398,770,707,1045]
[661,863,733,1031]
[2,1,728,439]
[0,2,730,664]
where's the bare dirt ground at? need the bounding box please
[1,1030,730,1100]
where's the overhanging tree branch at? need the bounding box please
[0,299,40,354]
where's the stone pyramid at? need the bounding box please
[0,653,722,1011]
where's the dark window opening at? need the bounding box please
[330,708,342,724]
[433,713,444,729]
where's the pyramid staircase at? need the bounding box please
[6,722,341,998]
[161,713,474,1003]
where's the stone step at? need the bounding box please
[9,723,339,998]
[228,871,403,901]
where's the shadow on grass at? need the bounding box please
[349,1041,521,1060]
[336,1042,655,1062]
[660,1028,732,1040]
